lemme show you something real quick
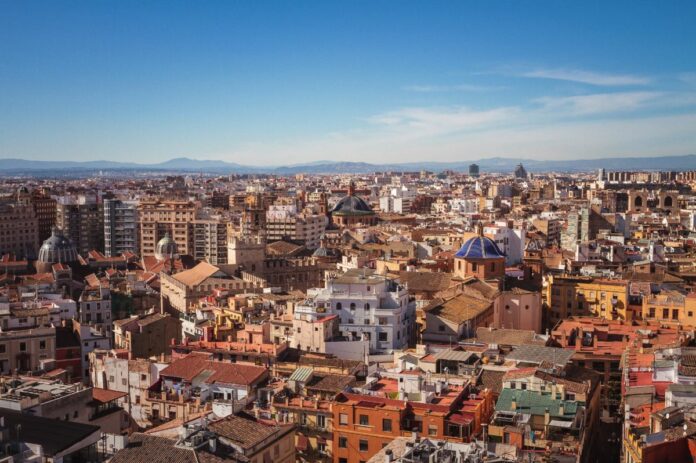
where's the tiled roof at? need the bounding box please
[208,413,293,451]
[397,271,456,292]
[92,388,127,403]
[476,328,543,347]
[423,293,493,325]
[171,262,224,287]
[496,389,578,418]
[160,353,267,386]
[111,434,197,463]
[306,374,355,393]
[479,369,506,395]
[455,236,505,259]
[506,344,574,367]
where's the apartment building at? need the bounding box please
[546,275,629,326]
[294,269,414,355]
[266,203,328,249]
[193,212,229,265]
[56,194,104,255]
[0,188,40,259]
[103,198,139,256]
[138,199,197,257]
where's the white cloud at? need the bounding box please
[366,106,518,137]
[521,68,651,86]
[534,91,663,115]
[679,72,696,86]
[403,83,504,93]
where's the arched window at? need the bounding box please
[336,302,342,311]
[664,196,673,208]
[350,303,356,311]
[364,303,370,310]
[635,196,643,208]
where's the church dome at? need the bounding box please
[331,195,374,216]
[38,227,79,264]
[455,235,505,259]
[155,233,179,261]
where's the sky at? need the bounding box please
[1,1,696,166]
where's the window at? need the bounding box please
[649,307,656,318]
[378,332,388,342]
[122,378,127,386]
[382,418,392,432]
[336,302,342,311]
[39,341,46,350]
[673,309,679,320]
[359,439,368,452]
[19,342,26,352]
[663,309,669,319]
[350,303,356,311]
[364,303,370,310]
[0,344,5,354]
[109,375,115,382]
[339,413,348,425]
[491,263,495,272]
[359,414,369,426]
[471,263,478,271]
[339,459,348,463]
[338,436,347,448]
[317,414,326,429]
[438,325,446,332]
[428,425,438,436]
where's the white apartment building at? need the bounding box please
[379,186,415,214]
[193,209,229,265]
[448,197,479,214]
[78,286,113,336]
[103,198,139,257]
[265,203,327,248]
[483,221,526,266]
[293,269,414,355]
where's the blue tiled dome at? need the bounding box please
[455,236,505,259]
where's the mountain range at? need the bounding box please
[2,155,696,175]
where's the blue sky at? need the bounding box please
[1,1,696,165]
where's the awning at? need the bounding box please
[548,420,573,428]
[296,435,309,451]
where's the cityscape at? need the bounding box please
[2,2,696,463]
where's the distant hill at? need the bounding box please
[2,154,696,175]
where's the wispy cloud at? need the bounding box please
[534,91,663,115]
[366,106,518,136]
[520,68,651,86]
[403,83,504,93]
[679,72,696,86]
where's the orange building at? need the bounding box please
[331,387,493,463]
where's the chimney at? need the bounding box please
[559,403,564,416]
[384,449,393,463]
[544,407,550,425]
[511,399,517,411]
[208,438,217,453]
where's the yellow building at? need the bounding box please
[546,275,629,326]
[641,290,696,327]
